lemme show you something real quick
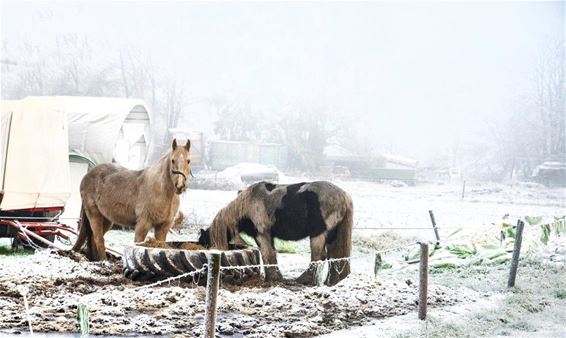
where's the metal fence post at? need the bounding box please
[428,210,441,247]
[204,251,221,338]
[508,220,525,288]
[418,242,429,320]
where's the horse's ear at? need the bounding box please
[172,138,178,150]
[185,139,191,151]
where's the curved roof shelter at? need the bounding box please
[61,96,152,169]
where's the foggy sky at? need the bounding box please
[1,1,564,163]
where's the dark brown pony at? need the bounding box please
[199,181,353,286]
[72,139,191,261]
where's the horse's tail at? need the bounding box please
[326,194,353,286]
[72,206,92,256]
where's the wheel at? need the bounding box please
[122,241,261,284]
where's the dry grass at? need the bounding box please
[141,239,207,250]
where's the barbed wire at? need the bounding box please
[126,266,209,292]
[354,226,464,230]
[0,213,552,331]
[0,239,420,322]
[0,266,210,327]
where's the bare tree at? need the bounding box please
[475,39,565,181]
[533,40,565,159]
[278,103,339,172]
[213,96,263,142]
[164,79,186,132]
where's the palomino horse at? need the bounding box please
[199,181,353,286]
[73,139,191,261]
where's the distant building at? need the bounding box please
[323,144,418,184]
[209,140,288,171]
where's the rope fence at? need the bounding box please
[0,210,551,336]
[0,238,428,332]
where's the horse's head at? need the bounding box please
[170,138,191,194]
[198,223,233,250]
[198,228,211,248]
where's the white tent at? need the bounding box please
[61,96,151,170]
[1,97,71,210]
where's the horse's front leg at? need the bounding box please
[296,233,327,286]
[134,219,153,243]
[154,221,173,242]
[256,234,283,282]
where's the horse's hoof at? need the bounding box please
[295,272,316,286]
[264,269,283,283]
[265,275,283,283]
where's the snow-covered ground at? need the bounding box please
[179,179,565,244]
[0,180,564,337]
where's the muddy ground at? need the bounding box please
[0,181,564,337]
[0,248,477,337]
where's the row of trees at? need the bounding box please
[211,97,347,172]
[3,34,562,178]
[489,40,564,181]
[1,34,351,171]
[1,35,186,154]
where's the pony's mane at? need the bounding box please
[141,148,172,185]
[210,188,252,250]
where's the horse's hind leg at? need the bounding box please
[326,229,352,286]
[84,208,107,261]
[296,233,327,286]
[103,218,113,234]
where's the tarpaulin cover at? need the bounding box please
[1,97,71,210]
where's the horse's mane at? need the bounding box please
[142,148,172,180]
[209,188,253,250]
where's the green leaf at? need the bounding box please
[239,233,258,247]
[506,227,516,239]
[524,215,543,225]
[274,238,296,253]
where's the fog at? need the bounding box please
[1,1,564,179]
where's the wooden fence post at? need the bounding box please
[507,220,525,288]
[204,251,221,338]
[428,210,441,247]
[418,242,429,320]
